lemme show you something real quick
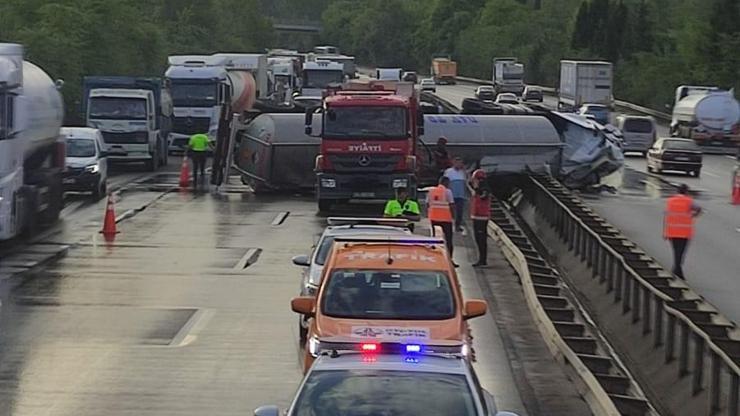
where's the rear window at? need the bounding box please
[623,119,654,133]
[322,269,455,320]
[665,140,700,151]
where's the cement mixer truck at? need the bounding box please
[671,85,740,149]
[0,43,65,240]
[165,53,267,152]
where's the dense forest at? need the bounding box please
[0,0,737,115]
[321,0,739,110]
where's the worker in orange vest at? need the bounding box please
[427,176,457,267]
[470,169,491,267]
[663,184,702,279]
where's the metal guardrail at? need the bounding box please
[526,174,739,416]
[455,76,671,122]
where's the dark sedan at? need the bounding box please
[647,138,703,177]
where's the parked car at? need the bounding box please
[578,103,610,125]
[495,93,518,104]
[254,352,520,416]
[420,78,436,92]
[402,71,418,83]
[647,138,703,177]
[522,86,544,102]
[616,115,657,156]
[290,218,412,341]
[475,85,496,100]
[61,127,108,199]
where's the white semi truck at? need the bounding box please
[492,57,525,95]
[165,53,267,152]
[0,43,65,240]
[301,60,345,97]
[671,85,740,148]
[558,60,613,110]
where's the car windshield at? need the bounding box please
[291,370,478,416]
[324,106,407,138]
[303,70,344,89]
[89,97,147,120]
[665,140,700,151]
[623,119,653,133]
[322,269,455,320]
[170,82,218,107]
[65,139,96,157]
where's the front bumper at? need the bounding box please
[63,171,101,191]
[316,173,417,201]
[105,144,152,162]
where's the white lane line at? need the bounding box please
[702,171,721,178]
[726,155,737,161]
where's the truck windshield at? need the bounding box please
[65,139,96,157]
[170,82,218,107]
[89,97,147,120]
[303,70,344,89]
[324,106,407,138]
[322,269,455,320]
[291,370,478,416]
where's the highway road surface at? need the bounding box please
[0,159,593,416]
[436,83,740,324]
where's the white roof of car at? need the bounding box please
[312,353,468,374]
[61,127,100,140]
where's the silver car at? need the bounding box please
[254,351,519,416]
[291,218,412,340]
[616,115,656,156]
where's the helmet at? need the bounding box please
[472,169,486,179]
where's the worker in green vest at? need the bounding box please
[188,133,209,188]
[384,187,421,231]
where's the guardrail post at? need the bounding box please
[591,243,599,278]
[599,249,608,282]
[567,217,575,251]
[632,278,641,322]
[606,256,615,293]
[680,322,690,376]
[693,334,705,394]
[730,373,738,416]
[586,235,594,267]
[654,300,663,347]
[666,314,676,362]
[623,275,632,314]
[642,287,651,334]
[614,266,623,303]
[709,352,721,414]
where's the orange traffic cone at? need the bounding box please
[732,167,740,205]
[100,195,119,237]
[179,156,190,189]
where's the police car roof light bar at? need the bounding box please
[317,339,467,359]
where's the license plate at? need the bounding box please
[63,178,76,184]
[675,157,690,161]
[353,192,375,198]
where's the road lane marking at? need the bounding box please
[702,171,721,178]
[271,211,290,226]
[169,308,214,347]
[234,247,262,269]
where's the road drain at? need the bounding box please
[234,248,262,269]
[271,211,290,226]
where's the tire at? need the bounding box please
[693,169,701,178]
[647,164,653,173]
[92,180,106,200]
[318,199,332,213]
[298,316,308,342]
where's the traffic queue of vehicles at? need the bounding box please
[266,217,517,416]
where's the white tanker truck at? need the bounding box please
[165,53,266,152]
[671,85,740,149]
[0,43,65,240]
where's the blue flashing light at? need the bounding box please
[404,357,419,363]
[405,344,422,353]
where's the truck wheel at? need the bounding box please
[318,199,332,213]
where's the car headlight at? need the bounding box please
[320,178,336,188]
[392,178,408,188]
[85,164,99,173]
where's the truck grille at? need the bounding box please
[328,154,402,173]
[173,117,211,135]
[102,131,148,144]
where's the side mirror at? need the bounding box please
[99,151,109,158]
[305,126,312,135]
[254,405,280,416]
[291,296,316,316]
[292,255,310,267]
[463,299,487,320]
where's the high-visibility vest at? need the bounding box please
[428,185,453,223]
[471,193,490,220]
[664,195,694,239]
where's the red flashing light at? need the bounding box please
[360,343,379,352]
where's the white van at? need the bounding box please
[616,115,656,156]
[61,127,109,198]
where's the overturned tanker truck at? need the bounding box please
[231,109,623,194]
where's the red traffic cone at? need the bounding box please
[100,195,119,236]
[732,167,740,205]
[179,156,190,189]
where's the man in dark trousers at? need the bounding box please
[663,184,701,279]
[470,169,491,267]
[188,132,209,189]
[427,176,457,267]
